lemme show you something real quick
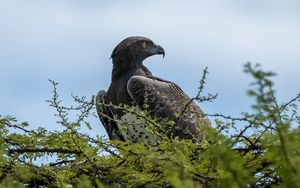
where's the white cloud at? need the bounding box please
[1,1,300,69]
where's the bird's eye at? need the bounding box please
[142,41,147,48]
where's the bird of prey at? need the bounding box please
[96,36,210,144]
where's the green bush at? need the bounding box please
[1,63,299,187]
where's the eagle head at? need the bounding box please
[111,36,165,62]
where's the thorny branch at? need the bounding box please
[175,67,217,125]
[1,64,300,187]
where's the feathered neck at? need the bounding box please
[111,57,152,81]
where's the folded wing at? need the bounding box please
[96,90,124,141]
[127,75,210,141]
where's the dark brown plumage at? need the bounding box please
[96,36,210,144]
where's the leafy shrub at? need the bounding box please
[1,63,299,187]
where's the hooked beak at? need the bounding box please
[155,44,165,58]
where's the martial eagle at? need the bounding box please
[96,36,210,144]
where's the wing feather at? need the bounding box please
[96,90,124,141]
[127,75,210,141]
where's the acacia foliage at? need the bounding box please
[1,63,300,188]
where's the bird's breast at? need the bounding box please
[116,106,158,145]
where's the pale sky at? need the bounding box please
[1,0,300,137]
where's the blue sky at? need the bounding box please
[1,1,300,137]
